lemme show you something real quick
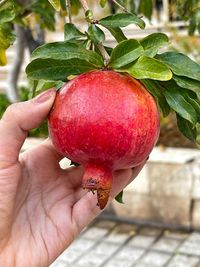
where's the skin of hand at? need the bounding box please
[0,88,145,267]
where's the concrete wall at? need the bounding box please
[112,147,200,230]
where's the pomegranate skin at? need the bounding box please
[48,70,160,208]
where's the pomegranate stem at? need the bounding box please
[82,164,113,209]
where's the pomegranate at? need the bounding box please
[48,70,160,209]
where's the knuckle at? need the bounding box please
[3,103,20,119]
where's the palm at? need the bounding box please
[4,142,97,266]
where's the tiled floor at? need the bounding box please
[50,219,200,267]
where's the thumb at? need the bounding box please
[0,88,56,166]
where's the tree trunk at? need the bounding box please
[7,25,26,103]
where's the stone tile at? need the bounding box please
[141,251,171,266]
[115,246,145,262]
[178,232,200,256]
[94,220,116,229]
[76,250,107,267]
[139,227,163,236]
[82,227,109,240]
[151,238,181,253]
[128,235,157,248]
[115,223,138,234]
[58,239,95,263]
[50,259,71,267]
[134,263,152,267]
[105,230,130,244]
[104,258,134,267]
[163,229,189,240]
[95,242,119,256]
[167,254,199,267]
[69,238,95,252]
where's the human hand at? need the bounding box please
[0,89,145,267]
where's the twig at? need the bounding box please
[79,0,110,65]
[66,0,72,23]
[111,0,128,12]
[79,0,89,12]
[97,44,110,65]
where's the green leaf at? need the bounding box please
[26,58,97,81]
[30,1,56,31]
[64,23,85,41]
[157,52,200,81]
[163,86,198,124]
[87,24,105,44]
[48,0,60,11]
[141,79,170,117]
[0,0,18,23]
[140,33,169,57]
[35,80,60,94]
[99,13,145,29]
[115,190,124,204]
[138,0,153,20]
[100,0,107,8]
[173,75,200,99]
[85,9,93,21]
[176,114,197,141]
[0,23,15,49]
[103,26,127,43]
[109,39,144,68]
[123,56,172,81]
[31,41,104,68]
[0,48,7,66]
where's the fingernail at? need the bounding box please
[34,89,55,104]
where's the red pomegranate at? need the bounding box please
[48,70,160,209]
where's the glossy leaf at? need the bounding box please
[100,0,107,8]
[157,52,200,81]
[104,26,127,43]
[109,39,144,68]
[31,41,104,67]
[87,24,105,44]
[99,13,145,29]
[0,23,15,50]
[64,23,85,41]
[141,79,170,117]
[140,33,169,57]
[0,0,18,23]
[48,0,60,11]
[115,190,124,204]
[138,0,153,20]
[163,86,198,124]
[0,48,7,66]
[26,58,97,81]
[124,56,172,81]
[176,114,197,141]
[173,75,200,99]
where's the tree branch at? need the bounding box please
[79,0,89,12]
[111,0,128,12]
[66,0,72,23]
[7,25,26,103]
[79,0,110,65]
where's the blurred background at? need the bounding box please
[1,0,200,266]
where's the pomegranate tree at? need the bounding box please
[25,1,200,208]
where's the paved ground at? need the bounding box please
[50,218,200,267]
